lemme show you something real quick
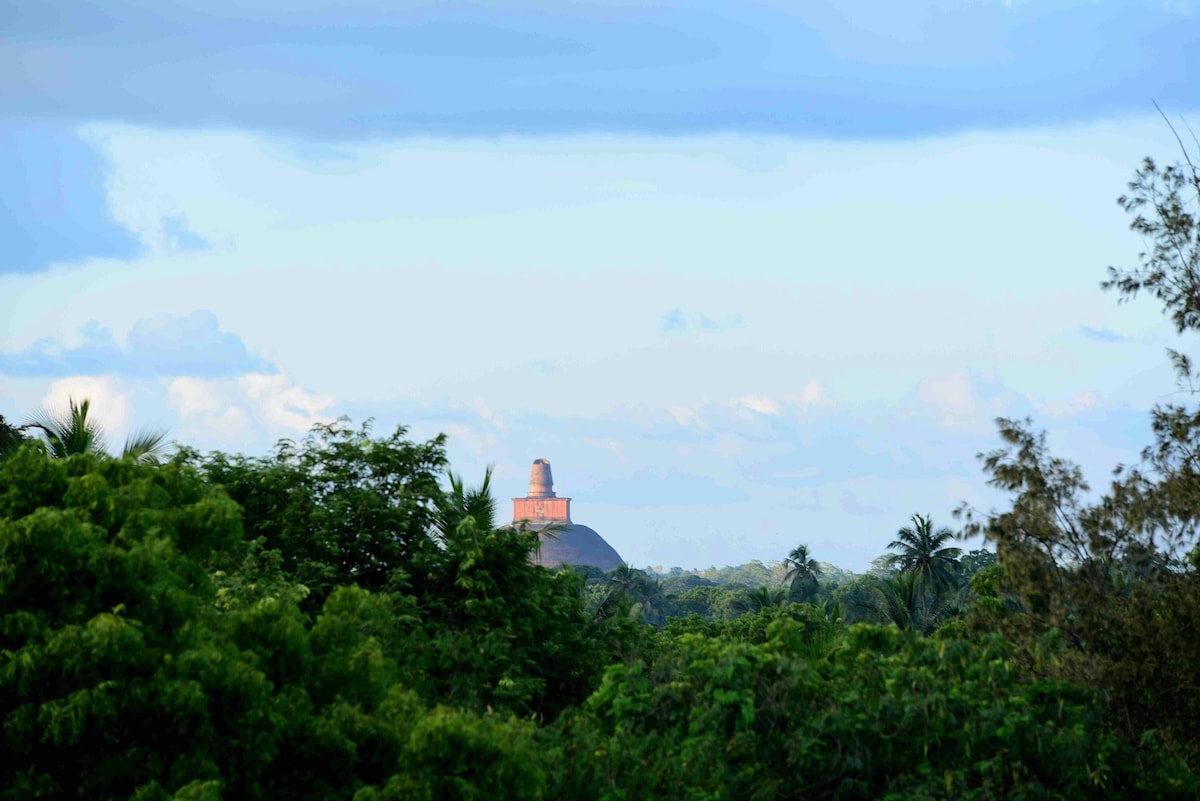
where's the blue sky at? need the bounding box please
[1,1,1197,570]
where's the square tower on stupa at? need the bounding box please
[512,458,571,523]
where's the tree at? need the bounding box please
[23,396,167,462]
[850,572,960,636]
[1102,151,1200,338]
[553,622,1157,799]
[885,514,962,601]
[957,413,1200,766]
[667,584,745,621]
[952,139,1200,768]
[783,543,822,601]
[730,585,789,615]
[0,412,24,462]
[185,419,621,720]
[434,465,498,543]
[960,548,997,578]
[185,419,447,604]
[593,564,670,628]
[0,446,558,799]
[0,447,253,798]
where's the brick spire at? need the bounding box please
[528,458,556,498]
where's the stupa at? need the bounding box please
[512,459,624,571]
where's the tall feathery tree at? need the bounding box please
[783,543,822,601]
[885,514,963,608]
[25,397,167,462]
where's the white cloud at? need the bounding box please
[167,372,335,443]
[168,376,223,417]
[785,379,832,418]
[167,376,253,440]
[668,405,704,427]
[734,381,828,418]
[915,370,1013,430]
[238,372,335,434]
[914,369,1035,432]
[735,394,784,416]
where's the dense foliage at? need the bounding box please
[556,625,1132,800]
[0,414,24,462]
[3,431,1193,798]
[0,442,620,799]
[5,148,1200,797]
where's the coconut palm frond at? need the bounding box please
[435,465,499,545]
[25,398,106,458]
[784,543,822,600]
[22,396,170,464]
[855,570,963,636]
[122,429,170,463]
[795,623,845,663]
[886,514,964,599]
[783,543,822,582]
[732,585,789,615]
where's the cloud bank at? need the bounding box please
[0,312,271,378]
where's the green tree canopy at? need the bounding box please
[0,437,608,798]
[553,621,1160,799]
[183,419,447,604]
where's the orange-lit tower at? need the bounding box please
[511,458,623,571]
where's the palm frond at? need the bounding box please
[25,398,106,457]
[123,429,169,463]
[435,465,498,544]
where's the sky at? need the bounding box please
[2,0,1198,571]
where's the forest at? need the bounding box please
[3,152,1200,799]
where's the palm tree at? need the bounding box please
[25,397,167,462]
[783,543,822,601]
[434,465,498,543]
[731,585,790,615]
[885,514,963,599]
[606,563,638,595]
[627,574,669,629]
[594,564,665,625]
[852,572,959,636]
